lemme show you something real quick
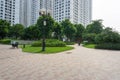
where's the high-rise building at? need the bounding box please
[40,0,53,16]
[0,0,19,24]
[19,0,40,27]
[79,0,92,26]
[19,0,53,27]
[53,0,92,26]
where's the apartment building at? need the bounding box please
[79,0,92,26]
[19,0,40,27]
[0,0,92,26]
[0,0,19,24]
[39,0,53,16]
[53,0,92,26]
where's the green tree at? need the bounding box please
[61,19,77,41]
[82,33,97,43]
[53,22,62,40]
[22,25,41,40]
[86,19,104,34]
[36,15,54,38]
[95,27,120,43]
[0,19,10,39]
[75,24,85,42]
[9,24,24,39]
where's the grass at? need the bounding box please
[83,44,96,48]
[20,45,74,54]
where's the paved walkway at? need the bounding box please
[0,44,120,80]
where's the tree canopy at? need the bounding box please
[9,24,24,39]
[36,15,54,38]
[95,27,120,43]
[22,25,41,40]
[0,19,10,39]
[86,20,104,34]
[53,22,62,40]
[75,24,85,41]
[61,19,77,41]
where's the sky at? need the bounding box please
[93,0,120,32]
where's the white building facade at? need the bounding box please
[19,0,53,27]
[0,0,92,27]
[0,0,19,24]
[40,0,53,16]
[53,0,92,26]
[19,0,40,27]
[79,0,92,26]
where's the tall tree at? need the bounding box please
[53,22,62,40]
[0,19,10,39]
[75,24,85,42]
[61,19,77,41]
[9,24,24,39]
[36,15,54,38]
[22,25,41,40]
[95,27,120,43]
[86,19,104,34]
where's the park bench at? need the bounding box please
[11,41,19,48]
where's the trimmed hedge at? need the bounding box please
[95,43,120,50]
[65,41,75,45]
[31,42,42,47]
[0,39,11,44]
[31,39,66,47]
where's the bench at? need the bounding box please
[11,42,19,48]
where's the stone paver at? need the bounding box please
[0,44,120,80]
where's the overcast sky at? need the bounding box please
[93,0,120,32]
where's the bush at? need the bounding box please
[82,33,97,43]
[95,43,120,50]
[31,41,42,47]
[95,28,120,44]
[0,39,11,44]
[31,39,66,47]
[82,41,89,45]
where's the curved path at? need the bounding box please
[0,44,120,80]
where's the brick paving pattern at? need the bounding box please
[0,44,120,80]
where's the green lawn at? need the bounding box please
[83,44,96,48]
[21,45,74,54]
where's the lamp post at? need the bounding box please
[39,12,47,51]
[42,20,46,51]
[39,0,47,51]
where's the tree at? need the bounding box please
[0,19,10,39]
[75,24,85,42]
[86,19,104,34]
[36,15,54,38]
[95,27,120,43]
[9,24,24,39]
[53,22,62,40]
[61,19,77,41]
[22,25,41,40]
[82,33,97,43]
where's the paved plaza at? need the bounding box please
[0,44,120,80]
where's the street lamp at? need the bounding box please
[42,20,46,51]
[39,11,47,51]
[39,0,49,51]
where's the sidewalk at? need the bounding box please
[0,44,120,80]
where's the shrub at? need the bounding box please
[31,41,42,47]
[95,28,120,44]
[82,33,97,43]
[0,39,11,44]
[82,41,89,45]
[95,43,120,50]
[65,41,75,45]
[31,39,66,47]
